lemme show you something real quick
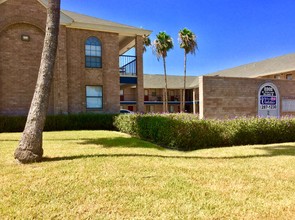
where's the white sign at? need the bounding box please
[258,83,280,117]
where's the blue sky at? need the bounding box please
[61,0,295,76]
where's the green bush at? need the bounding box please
[0,116,27,132]
[115,113,226,150]
[0,113,117,132]
[114,114,295,151]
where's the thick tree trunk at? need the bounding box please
[182,53,187,112]
[163,57,168,112]
[14,0,60,163]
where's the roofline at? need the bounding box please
[0,0,151,36]
[206,53,295,78]
[248,69,295,78]
[65,22,152,36]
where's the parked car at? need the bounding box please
[120,109,134,114]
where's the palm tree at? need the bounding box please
[178,28,198,112]
[152,32,173,112]
[14,0,61,163]
[143,34,151,53]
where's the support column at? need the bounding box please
[199,76,204,119]
[135,35,144,112]
[193,88,196,114]
[179,89,183,112]
[162,89,165,112]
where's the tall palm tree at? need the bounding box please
[14,0,61,163]
[152,32,173,112]
[143,34,151,53]
[178,28,197,112]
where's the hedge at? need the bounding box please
[114,113,295,151]
[0,113,117,132]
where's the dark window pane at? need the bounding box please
[85,37,102,68]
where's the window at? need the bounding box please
[151,89,156,96]
[169,105,174,113]
[146,105,155,113]
[144,89,149,101]
[286,74,293,80]
[120,89,124,101]
[169,90,175,96]
[86,86,102,109]
[85,37,102,68]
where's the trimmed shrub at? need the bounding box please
[115,113,226,150]
[0,113,117,132]
[0,116,27,133]
[114,113,295,151]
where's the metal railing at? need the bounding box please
[119,55,137,76]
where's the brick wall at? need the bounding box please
[0,0,121,115]
[135,35,144,112]
[0,0,48,115]
[199,76,295,119]
[66,28,120,114]
[122,87,136,101]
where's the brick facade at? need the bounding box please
[0,0,144,115]
[66,28,120,114]
[2,0,294,118]
[0,0,48,115]
[199,76,295,119]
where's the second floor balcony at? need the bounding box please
[120,55,136,76]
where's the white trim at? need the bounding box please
[0,0,151,35]
[65,22,151,36]
[60,13,74,25]
[37,0,74,25]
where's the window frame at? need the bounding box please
[286,74,293,80]
[85,85,103,110]
[85,36,102,68]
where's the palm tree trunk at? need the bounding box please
[182,53,187,112]
[163,57,168,112]
[14,0,60,163]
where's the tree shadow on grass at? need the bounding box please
[42,142,295,162]
[79,136,164,150]
[254,144,295,157]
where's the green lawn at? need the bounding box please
[1,131,295,219]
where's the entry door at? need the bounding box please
[128,106,134,111]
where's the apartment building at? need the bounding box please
[120,74,199,113]
[1,0,295,119]
[0,0,151,115]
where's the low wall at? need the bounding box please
[199,76,295,119]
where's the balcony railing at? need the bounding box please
[120,55,136,76]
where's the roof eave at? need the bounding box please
[249,69,295,78]
[65,22,152,36]
[60,12,74,25]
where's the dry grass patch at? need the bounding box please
[1,131,295,219]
